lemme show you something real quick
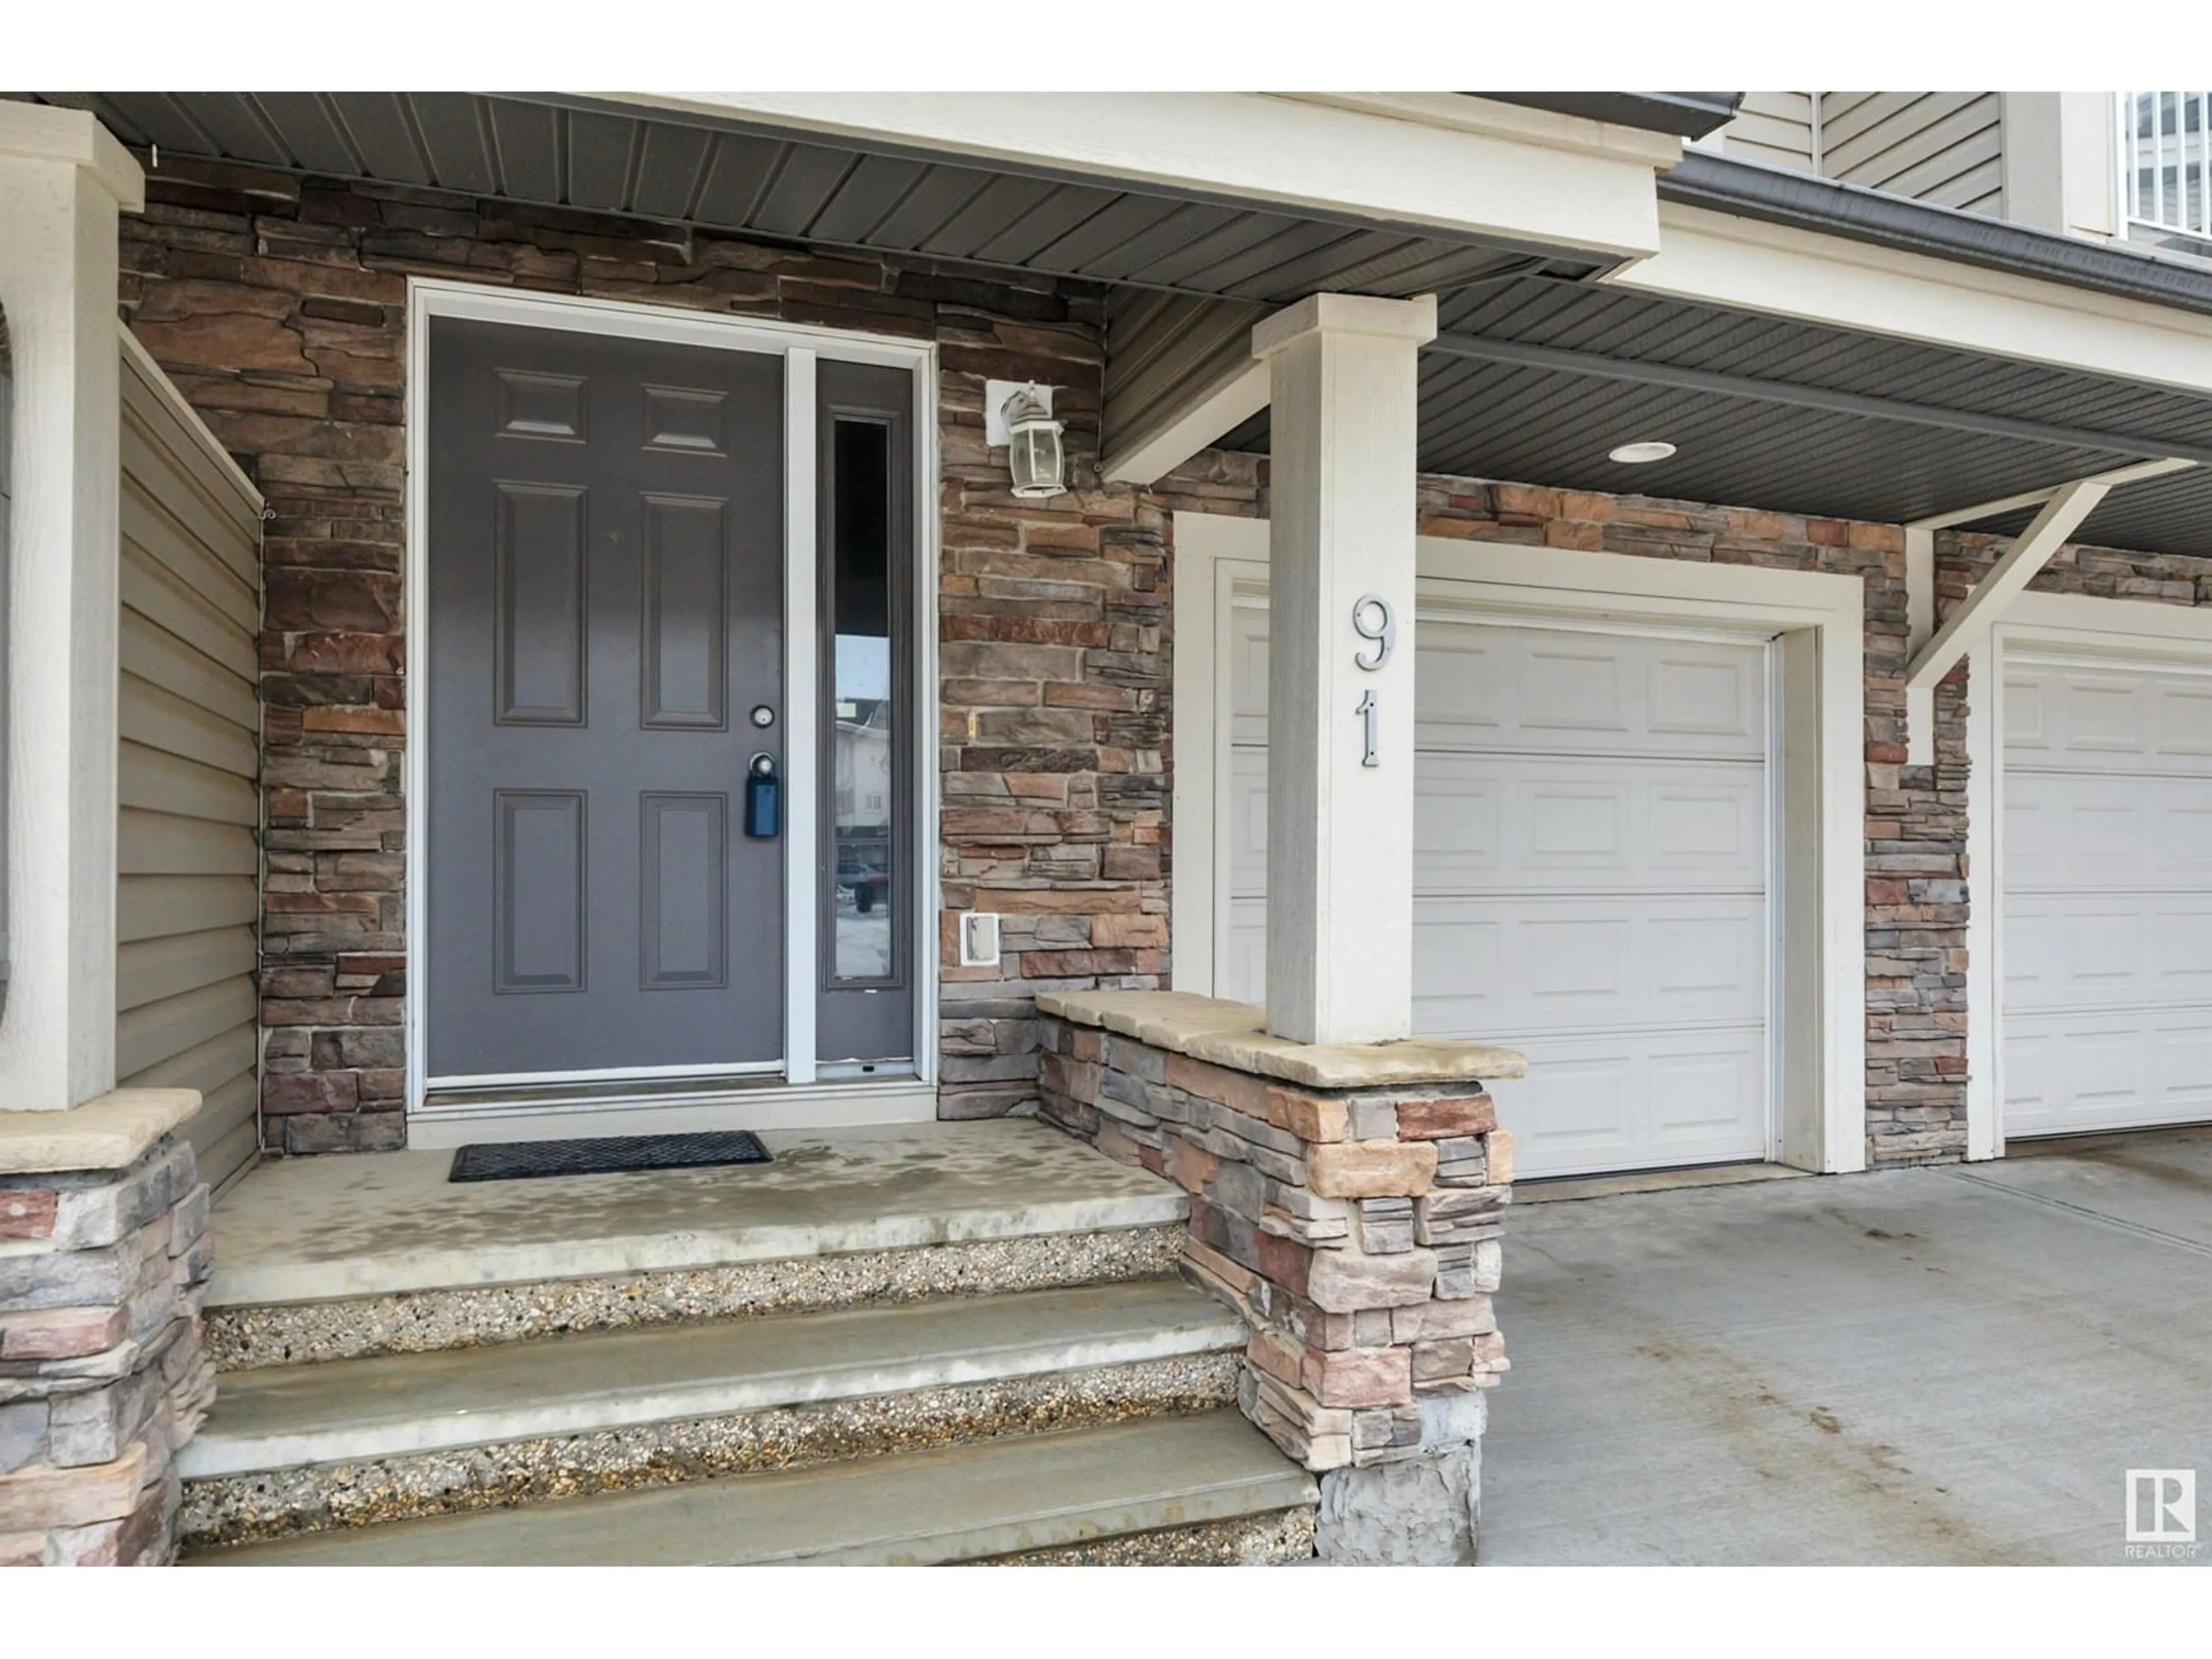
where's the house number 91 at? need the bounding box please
[1351,595,1395,670]
[1351,594,1393,768]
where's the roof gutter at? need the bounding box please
[1659,150,2212,321]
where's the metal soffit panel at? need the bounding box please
[1218,273,2212,558]
[1963,467,2212,559]
[21,90,1564,305]
[26,94,2212,553]
[1431,278,2212,447]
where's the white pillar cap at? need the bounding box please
[0,103,145,211]
[1251,292,1438,359]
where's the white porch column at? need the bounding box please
[1252,293,1435,1046]
[0,107,143,1111]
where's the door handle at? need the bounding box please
[745,752,780,838]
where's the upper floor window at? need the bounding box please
[2121,92,2211,245]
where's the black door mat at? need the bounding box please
[448,1129,772,1184]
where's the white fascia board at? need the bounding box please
[1280,93,1683,168]
[1617,202,2212,397]
[585,92,1666,260]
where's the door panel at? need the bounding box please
[640,793,729,990]
[1410,616,1766,758]
[641,495,730,729]
[427,317,783,1081]
[493,790,586,994]
[493,483,586,725]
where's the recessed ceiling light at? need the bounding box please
[1608,440,1677,464]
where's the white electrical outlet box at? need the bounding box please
[959,912,1002,967]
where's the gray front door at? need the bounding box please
[426,317,784,1082]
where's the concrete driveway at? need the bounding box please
[1479,1129,2212,1565]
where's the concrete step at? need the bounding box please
[203,1122,1189,1368]
[180,1282,1246,1547]
[186,1410,1317,1566]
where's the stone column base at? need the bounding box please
[0,1090,212,1566]
[1317,1408,1484,1565]
[1035,990,1524,1565]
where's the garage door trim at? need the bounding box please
[1173,517,1869,1175]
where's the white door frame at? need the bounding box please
[400,279,940,1136]
[1173,514,1868,1174]
[1968,590,2212,1158]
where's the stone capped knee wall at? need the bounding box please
[1036,993,1515,1563]
[0,1136,215,1565]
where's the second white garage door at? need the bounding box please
[2003,652,2212,1138]
[1221,609,1774,1180]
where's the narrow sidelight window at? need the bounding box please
[824,416,899,987]
[815,361,915,1069]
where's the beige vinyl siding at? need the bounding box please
[1725,92,1819,173]
[116,331,264,1194]
[1820,92,2005,215]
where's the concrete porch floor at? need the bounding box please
[1481,1127,2212,1565]
[207,1120,1185,1307]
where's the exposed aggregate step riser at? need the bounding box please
[985,1505,1317,1566]
[181,1351,1240,1550]
[204,1224,1189,1369]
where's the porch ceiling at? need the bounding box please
[13,90,1594,305]
[1217,271,2212,559]
[29,91,2212,557]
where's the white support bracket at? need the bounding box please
[1904,525,1936,768]
[1100,354,1269,486]
[1903,481,2108,766]
[1901,457,2195,765]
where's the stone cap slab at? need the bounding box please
[1035,990,1265,1049]
[0,1089,203,1175]
[1036,991,1527,1089]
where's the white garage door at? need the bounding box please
[1222,609,1774,1179]
[2002,653,2212,1138]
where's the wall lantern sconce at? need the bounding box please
[985,379,1067,499]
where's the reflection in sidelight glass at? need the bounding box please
[829,418,896,983]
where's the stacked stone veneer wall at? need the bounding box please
[116,154,2198,1166]
[1944,529,2212,609]
[115,155,1169,1148]
[1036,994,1514,1563]
[1156,452,1973,1168]
[0,1133,215,1565]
